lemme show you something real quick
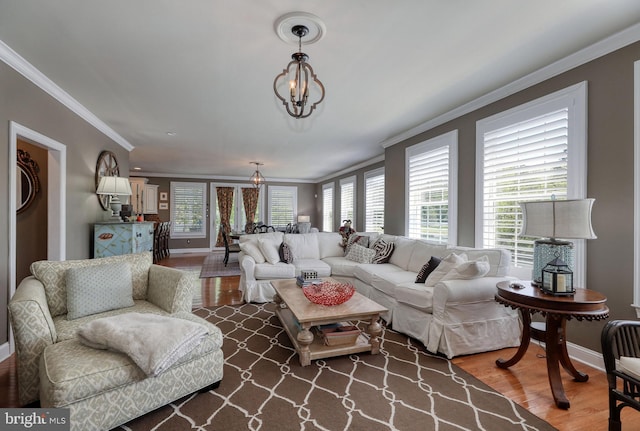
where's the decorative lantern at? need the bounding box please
[541,256,574,296]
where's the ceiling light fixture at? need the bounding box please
[273,18,325,119]
[250,162,266,189]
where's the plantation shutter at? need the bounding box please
[323,184,334,232]
[482,108,568,266]
[340,176,355,228]
[365,168,384,232]
[407,145,450,242]
[170,182,207,238]
[268,186,297,228]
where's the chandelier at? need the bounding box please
[273,24,325,119]
[249,162,265,189]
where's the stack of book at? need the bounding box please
[296,276,323,287]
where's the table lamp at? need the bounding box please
[519,198,596,286]
[97,176,133,222]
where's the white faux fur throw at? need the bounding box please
[77,312,209,376]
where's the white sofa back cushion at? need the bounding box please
[388,236,417,271]
[239,232,284,245]
[316,232,344,259]
[258,238,281,264]
[447,246,511,277]
[239,242,266,263]
[284,233,320,260]
[407,240,449,273]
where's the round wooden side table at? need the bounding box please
[495,281,609,409]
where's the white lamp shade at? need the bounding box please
[297,215,310,223]
[96,176,133,196]
[519,198,597,240]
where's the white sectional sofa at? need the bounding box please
[238,231,521,358]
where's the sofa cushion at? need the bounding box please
[284,233,320,260]
[415,256,441,283]
[322,256,361,277]
[371,238,395,264]
[388,236,417,270]
[353,263,404,285]
[258,238,281,264]
[619,356,640,380]
[279,242,293,264]
[31,252,152,317]
[424,252,467,287]
[317,232,344,259]
[440,256,490,281]
[371,270,417,296]
[407,241,449,273]
[345,244,375,264]
[293,259,331,277]
[344,234,370,255]
[239,242,266,263]
[66,262,135,320]
[254,262,296,279]
[395,283,435,312]
[239,231,284,245]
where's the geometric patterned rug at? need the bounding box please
[117,303,557,431]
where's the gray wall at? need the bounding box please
[0,61,129,345]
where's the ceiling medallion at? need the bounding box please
[273,13,326,119]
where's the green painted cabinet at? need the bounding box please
[94,222,154,258]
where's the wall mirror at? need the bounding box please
[17,148,40,214]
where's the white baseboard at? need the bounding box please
[0,342,11,363]
[532,339,605,373]
[169,248,212,254]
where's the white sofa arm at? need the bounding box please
[8,276,57,405]
[432,276,514,307]
[239,252,257,283]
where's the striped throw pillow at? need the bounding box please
[371,238,394,264]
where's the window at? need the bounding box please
[406,130,458,244]
[476,82,587,284]
[322,183,334,232]
[268,186,297,228]
[211,183,265,238]
[340,176,356,229]
[170,182,207,238]
[365,168,385,232]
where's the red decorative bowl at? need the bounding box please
[302,282,356,306]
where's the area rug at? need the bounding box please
[118,303,556,431]
[199,252,241,278]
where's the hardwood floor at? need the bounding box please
[2,252,637,430]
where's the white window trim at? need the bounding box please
[364,167,385,232]
[267,185,298,227]
[405,130,458,244]
[475,81,588,286]
[170,181,207,239]
[339,175,356,228]
[322,182,335,232]
[633,60,640,316]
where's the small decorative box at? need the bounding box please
[301,270,318,280]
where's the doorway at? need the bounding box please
[209,183,265,249]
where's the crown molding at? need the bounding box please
[382,22,640,149]
[131,172,316,183]
[315,154,385,183]
[0,39,134,151]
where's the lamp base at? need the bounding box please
[531,239,574,287]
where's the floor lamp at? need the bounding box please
[519,199,597,286]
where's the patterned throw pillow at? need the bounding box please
[345,243,376,264]
[344,235,369,255]
[279,242,294,264]
[66,262,134,320]
[371,238,395,264]
[415,256,442,283]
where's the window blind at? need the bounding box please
[365,169,384,232]
[482,108,568,266]
[407,145,450,242]
[170,182,207,238]
[268,186,297,228]
[323,184,334,232]
[340,177,355,228]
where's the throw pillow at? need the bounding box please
[441,256,491,281]
[66,262,134,320]
[345,243,376,264]
[279,242,294,264]
[424,252,468,287]
[415,256,441,283]
[371,238,395,264]
[258,238,281,264]
[344,234,369,256]
[239,242,266,264]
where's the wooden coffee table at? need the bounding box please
[272,278,388,366]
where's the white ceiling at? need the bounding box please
[2,0,640,182]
